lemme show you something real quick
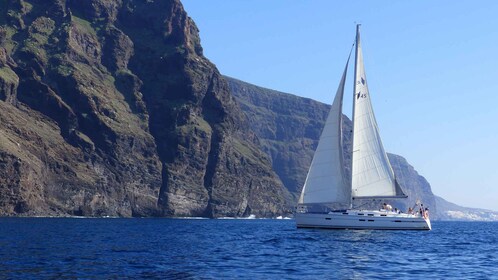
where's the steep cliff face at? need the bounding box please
[0,0,162,217]
[0,0,288,217]
[385,153,436,214]
[227,76,439,217]
[226,76,331,201]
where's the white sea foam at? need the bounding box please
[217,214,258,220]
[276,216,292,220]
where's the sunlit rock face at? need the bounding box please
[0,0,289,218]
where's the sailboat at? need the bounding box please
[295,25,431,230]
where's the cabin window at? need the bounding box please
[368,220,374,222]
[394,220,402,223]
[325,218,331,220]
[359,219,365,221]
[358,213,364,216]
[368,214,374,216]
[381,214,387,216]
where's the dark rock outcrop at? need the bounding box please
[0,0,288,217]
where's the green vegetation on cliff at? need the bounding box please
[0,0,288,217]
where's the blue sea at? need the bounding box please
[0,218,497,279]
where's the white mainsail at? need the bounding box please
[351,25,406,198]
[298,60,351,205]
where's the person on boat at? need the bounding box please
[407,207,413,214]
[381,202,393,212]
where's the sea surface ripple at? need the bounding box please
[0,218,497,279]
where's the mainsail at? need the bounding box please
[298,59,351,205]
[351,25,406,199]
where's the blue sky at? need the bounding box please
[182,0,498,211]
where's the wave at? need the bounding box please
[276,216,292,220]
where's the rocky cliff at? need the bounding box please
[226,76,331,200]
[227,77,440,217]
[0,0,288,217]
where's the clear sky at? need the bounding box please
[182,0,498,211]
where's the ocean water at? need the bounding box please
[0,218,497,279]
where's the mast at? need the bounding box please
[350,24,361,208]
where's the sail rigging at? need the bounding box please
[295,25,430,231]
[299,24,406,207]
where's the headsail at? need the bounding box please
[298,58,351,205]
[351,25,406,199]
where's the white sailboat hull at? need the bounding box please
[295,210,431,230]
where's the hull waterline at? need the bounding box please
[295,210,431,230]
